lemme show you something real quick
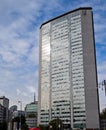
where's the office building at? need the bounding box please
[9,105,17,121]
[0,96,9,108]
[12,110,25,118]
[0,104,6,122]
[10,105,17,112]
[25,101,38,128]
[38,7,100,129]
[8,105,17,130]
[0,96,9,121]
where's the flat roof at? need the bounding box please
[40,7,92,29]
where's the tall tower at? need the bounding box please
[38,7,100,129]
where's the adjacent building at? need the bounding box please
[38,7,100,129]
[10,105,17,112]
[0,96,9,122]
[8,105,18,130]
[11,110,25,130]
[25,101,38,128]
[9,105,17,120]
[0,104,6,122]
[12,110,25,118]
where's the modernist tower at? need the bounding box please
[38,7,100,129]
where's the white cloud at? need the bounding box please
[26,86,36,93]
[16,89,28,97]
[16,89,21,95]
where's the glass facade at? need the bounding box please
[39,8,100,129]
[51,19,71,124]
[40,23,51,125]
[25,101,38,128]
[40,11,85,126]
[70,14,86,128]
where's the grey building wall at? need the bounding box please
[81,9,100,129]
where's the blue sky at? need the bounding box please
[0,0,106,111]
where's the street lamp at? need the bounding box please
[18,101,22,130]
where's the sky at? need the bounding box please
[0,0,106,111]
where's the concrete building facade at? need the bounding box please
[38,7,100,130]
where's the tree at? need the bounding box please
[21,123,29,130]
[49,118,63,130]
[100,108,106,119]
[39,124,49,130]
[12,115,27,130]
[27,113,36,118]
[0,121,7,130]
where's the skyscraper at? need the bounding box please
[38,7,100,129]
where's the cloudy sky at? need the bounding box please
[0,0,106,111]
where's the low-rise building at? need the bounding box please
[10,110,25,130]
[8,105,18,130]
[13,110,25,118]
[9,105,17,121]
[25,101,38,128]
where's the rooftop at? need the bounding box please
[40,7,92,29]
